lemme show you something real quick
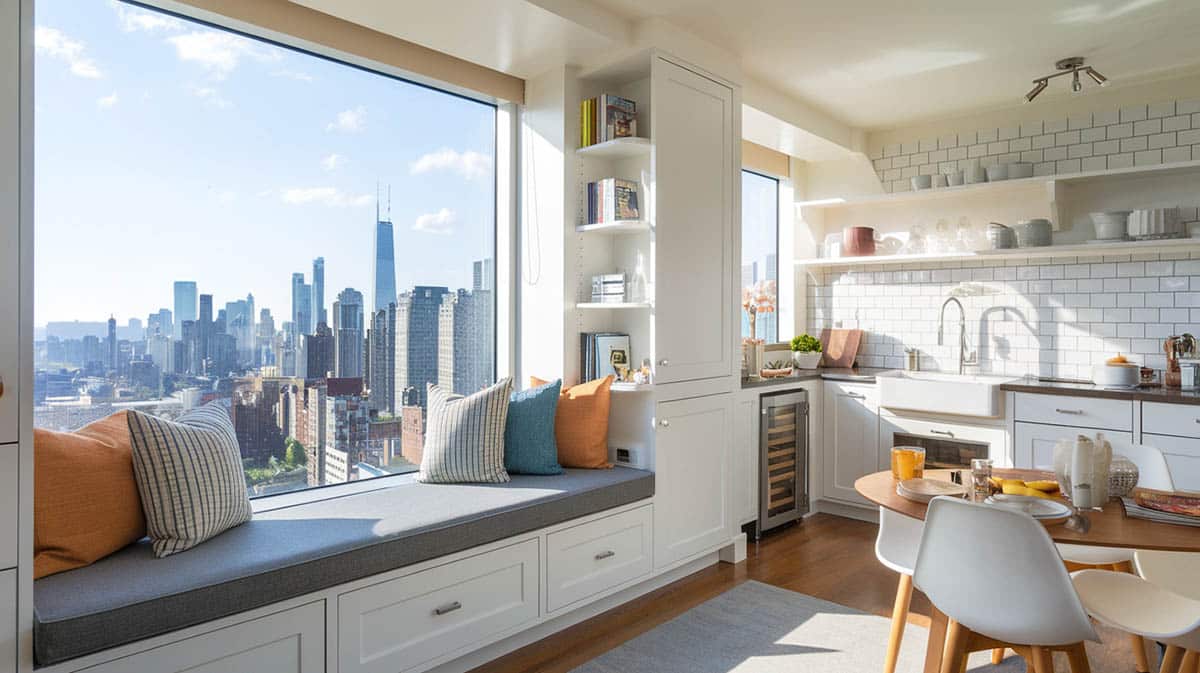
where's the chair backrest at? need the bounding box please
[1134,550,1200,601]
[1110,439,1175,493]
[875,507,924,575]
[914,497,1097,646]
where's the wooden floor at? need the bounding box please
[469,513,922,673]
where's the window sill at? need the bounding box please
[251,471,420,514]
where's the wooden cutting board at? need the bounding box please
[820,328,862,368]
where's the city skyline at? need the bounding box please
[34,0,496,327]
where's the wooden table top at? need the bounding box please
[855,469,1200,553]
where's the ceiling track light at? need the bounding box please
[1023,57,1109,103]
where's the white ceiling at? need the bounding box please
[585,0,1200,129]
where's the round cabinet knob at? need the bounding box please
[659,419,671,428]
[657,359,669,367]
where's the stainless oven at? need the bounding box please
[880,414,1009,469]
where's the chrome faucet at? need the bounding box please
[937,296,978,375]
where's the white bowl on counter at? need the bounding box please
[1093,362,1140,388]
[1090,210,1132,240]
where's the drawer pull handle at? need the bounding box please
[433,601,462,616]
[594,550,616,561]
[845,392,866,399]
[931,429,954,438]
[1055,408,1085,415]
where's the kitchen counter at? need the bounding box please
[740,367,885,390]
[1000,377,1200,407]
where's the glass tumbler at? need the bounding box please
[970,458,993,502]
[890,446,926,481]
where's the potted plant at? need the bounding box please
[790,333,823,369]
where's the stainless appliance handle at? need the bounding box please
[844,392,866,399]
[930,429,955,437]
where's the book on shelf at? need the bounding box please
[586,178,640,224]
[579,94,637,148]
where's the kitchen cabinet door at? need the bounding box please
[654,393,732,568]
[652,57,734,384]
[1013,422,1133,471]
[733,396,759,526]
[0,0,19,444]
[1142,433,1200,493]
[821,383,879,506]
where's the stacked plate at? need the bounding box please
[984,494,1072,521]
[897,478,967,503]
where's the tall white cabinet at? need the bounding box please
[567,52,739,572]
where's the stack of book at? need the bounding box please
[1123,488,1200,527]
[580,95,637,148]
[590,273,626,303]
[581,332,631,381]
[586,178,639,224]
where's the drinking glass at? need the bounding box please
[890,446,926,481]
[970,458,993,502]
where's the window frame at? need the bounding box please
[740,168,781,344]
[33,0,518,502]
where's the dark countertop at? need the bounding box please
[740,367,885,390]
[1000,378,1200,406]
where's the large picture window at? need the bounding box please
[741,170,779,344]
[33,0,498,497]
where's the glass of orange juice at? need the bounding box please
[891,446,926,481]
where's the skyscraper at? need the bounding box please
[372,219,397,313]
[367,304,395,413]
[473,258,494,292]
[333,288,365,378]
[147,308,172,338]
[172,281,197,340]
[394,286,448,409]
[437,289,493,395]
[303,322,335,380]
[311,257,326,327]
[198,294,213,367]
[291,272,312,337]
[106,316,117,371]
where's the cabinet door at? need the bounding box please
[0,0,19,443]
[654,393,731,568]
[1142,433,1200,493]
[1013,422,1133,470]
[652,58,734,384]
[821,384,878,506]
[0,570,12,673]
[85,601,324,673]
[733,396,758,526]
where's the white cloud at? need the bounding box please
[97,92,119,109]
[413,208,456,235]
[409,148,490,180]
[188,85,232,109]
[216,190,237,204]
[326,106,367,133]
[110,2,183,32]
[277,187,373,208]
[35,26,103,79]
[272,69,314,82]
[321,153,347,171]
[166,31,281,79]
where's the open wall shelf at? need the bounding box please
[576,137,652,159]
[795,236,1200,268]
[575,220,651,235]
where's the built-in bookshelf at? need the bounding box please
[574,220,651,235]
[575,136,651,159]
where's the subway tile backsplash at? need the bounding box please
[806,251,1200,380]
[870,98,1200,193]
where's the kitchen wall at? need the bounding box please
[807,247,1200,379]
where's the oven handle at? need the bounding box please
[930,429,955,438]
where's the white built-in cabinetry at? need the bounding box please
[821,382,879,506]
[1012,393,1135,470]
[1140,402,1200,491]
[0,449,14,571]
[546,504,652,612]
[0,0,18,445]
[0,570,13,673]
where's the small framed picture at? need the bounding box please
[594,334,631,379]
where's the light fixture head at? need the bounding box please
[1072,69,1082,93]
[1086,67,1109,87]
[1024,57,1108,102]
[1025,79,1048,103]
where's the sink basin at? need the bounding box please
[877,371,1019,418]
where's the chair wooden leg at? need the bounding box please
[939,620,969,673]
[1180,651,1199,673]
[1129,634,1152,673]
[923,606,948,673]
[884,574,913,673]
[991,648,1005,664]
[1066,642,1092,673]
[1031,645,1054,673]
[1162,646,1185,673]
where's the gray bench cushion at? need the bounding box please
[34,467,654,666]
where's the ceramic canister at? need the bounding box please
[842,226,876,256]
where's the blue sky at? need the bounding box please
[34,0,496,327]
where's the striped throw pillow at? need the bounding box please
[419,378,513,484]
[127,402,252,558]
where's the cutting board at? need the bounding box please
[820,328,862,368]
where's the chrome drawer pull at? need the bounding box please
[845,392,865,399]
[1055,408,1085,415]
[594,550,616,561]
[931,429,954,437]
[433,601,462,616]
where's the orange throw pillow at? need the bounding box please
[532,375,613,469]
[34,411,146,579]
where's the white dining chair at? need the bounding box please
[876,507,923,673]
[1057,441,1175,673]
[1135,550,1200,602]
[1072,569,1200,673]
[914,497,1098,673]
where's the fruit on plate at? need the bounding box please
[1025,480,1060,493]
[997,478,1060,499]
[1106,353,1130,365]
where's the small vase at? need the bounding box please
[793,351,821,369]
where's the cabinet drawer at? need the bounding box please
[338,539,539,673]
[1014,393,1132,431]
[0,445,15,570]
[547,505,652,613]
[1143,433,1200,492]
[1014,422,1133,470]
[84,601,324,673]
[1143,402,1200,439]
[0,570,13,673]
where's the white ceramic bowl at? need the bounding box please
[1015,218,1052,247]
[911,175,933,190]
[1093,362,1139,388]
[948,170,965,186]
[1090,211,1132,240]
[932,174,949,188]
[964,165,988,184]
[985,164,1008,182]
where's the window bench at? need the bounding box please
[34,467,655,667]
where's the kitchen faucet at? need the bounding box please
[937,296,978,375]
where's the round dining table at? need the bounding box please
[855,468,1200,673]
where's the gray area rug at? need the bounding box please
[570,580,1142,673]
